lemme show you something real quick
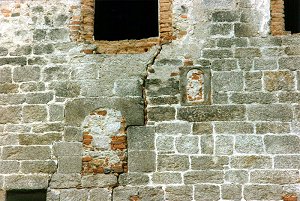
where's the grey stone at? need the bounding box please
[165,186,193,201]
[250,37,282,46]
[212,71,243,92]
[0,83,18,94]
[58,156,81,173]
[235,47,261,58]
[20,82,45,92]
[231,92,277,104]
[4,124,31,133]
[49,81,80,97]
[21,160,56,174]
[231,156,272,169]
[254,58,277,70]
[178,105,246,122]
[225,170,248,184]
[13,66,40,82]
[48,28,69,41]
[2,146,51,160]
[33,29,47,41]
[244,72,262,91]
[43,66,70,81]
[265,135,300,154]
[49,104,64,121]
[49,173,81,188]
[250,170,299,184]
[90,188,112,201]
[128,126,155,151]
[262,47,285,57]
[202,0,234,9]
[279,57,300,71]
[202,49,233,58]
[235,135,264,154]
[221,184,242,200]
[156,135,175,153]
[4,175,49,190]
[194,184,220,201]
[0,161,19,174]
[234,23,259,37]
[156,122,192,134]
[244,185,283,200]
[32,123,64,133]
[53,142,82,156]
[211,59,238,71]
[212,11,239,22]
[217,38,248,48]
[81,174,117,187]
[0,106,21,123]
[80,80,113,97]
[19,133,62,145]
[152,172,182,184]
[212,91,228,104]
[64,127,82,142]
[28,57,47,65]
[285,46,300,55]
[275,155,300,169]
[147,106,176,121]
[201,135,214,154]
[10,45,32,56]
[0,66,11,83]
[184,171,224,184]
[210,23,232,36]
[157,155,189,171]
[193,122,213,135]
[118,173,149,186]
[146,78,179,96]
[0,57,27,66]
[279,92,300,103]
[114,79,142,97]
[46,190,60,201]
[0,94,26,105]
[25,92,53,104]
[128,151,155,172]
[256,122,290,134]
[191,156,228,170]
[175,136,199,154]
[0,47,8,56]
[113,186,164,201]
[247,104,293,121]
[215,135,234,155]
[147,96,179,105]
[238,58,253,71]
[23,105,47,123]
[264,71,295,91]
[33,44,55,55]
[214,121,253,134]
[60,189,88,201]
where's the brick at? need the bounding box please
[49,173,81,188]
[147,106,175,121]
[212,71,243,92]
[221,184,242,200]
[20,160,56,174]
[128,151,155,172]
[231,156,272,169]
[152,172,182,184]
[265,135,300,154]
[157,155,189,171]
[256,122,290,134]
[81,174,117,188]
[194,184,220,201]
[201,135,214,154]
[0,106,21,123]
[264,71,295,91]
[178,105,246,122]
[2,146,51,160]
[247,104,293,121]
[250,170,299,184]
[215,135,234,155]
[165,186,193,201]
[191,156,228,170]
[4,175,49,190]
[235,135,264,154]
[244,185,283,200]
[175,136,199,154]
[127,126,155,151]
[184,171,224,184]
[90,188,112,201]
[225,170,248,184]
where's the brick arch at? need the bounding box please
[81,108,128,175]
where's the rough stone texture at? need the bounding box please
[49,173,81,189]
[265,135,300,154]
[175,136,199,154]
[113,186,164,201]
[20,160,56,174]
[157,155,189,171]
[60,189,88,201]
[235,135,264,154]
[90,188,112,201]
[194,184,220,201]
[250,170,299,184]
[247,105,293,121]
[128,126,155,151]
[244,185,283,200]
[191,156,228,170]
[152,172,182,184]
[4,175,49,190]
[2,146,51,160]
[230,156,272,169]
[165,186,193,201]
[81,174,117,188]
[221,184,242,200]
[212,71,243,92]
[264,71,295,91]
[184,171,224,184]
[128,151,155,172]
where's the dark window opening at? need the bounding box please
[94,0,159,41]
[6,190,47,201]
[284,0,300,33]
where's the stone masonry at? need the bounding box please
[1,0,300,200]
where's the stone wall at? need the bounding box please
[0,0,300,200]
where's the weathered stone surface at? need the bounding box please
[60,189,88,201]
[194,184,220,201]
[20,160,56,174]
[113,186,164,201]
[25,92,53,104]
[235,135,264,154]
[202,49,233,58]
[191,156,228,170]
[28,57,47,65]
[146,78,179,96]
[32,123,64,133]
[49,173,81,188]
[157,155,189,171]
[128,151,155,172]
[2,146,51,160]
[0,57,27,66]
[212,71,243,91]
[250,170,299,184]
[53,142,82,156]
[23,105,47,123]
[0,47,8,56]
[64,127,82,142]
[156,135,175,153]
[128,126,155,151]
[152,172,182,184]
[211,59,238,71]
[58,156,81,173]
[184,171,224,184]
[254,58,277,70]
[215,135,234,155]
[212,11,239,22]
[81,174,117,188]
[165,186,193,201]
[193,122,213,135]
[234,23,259,37]
[13,66,41,82]
[156,122,192,134]
[0,66,11,83]
[279,57,300,71]
[90,188,112,201]
[113,79,142,97]
[230,156,272,169]
[279,92,300,103]
[178,105,246,122]
[217,38,247,48]
[244,185,283,200]
[235,47,261,58]
[0,94,25,105]
[225,170,248,184]
[0,161,19,174]
[265,135,300,154]
[210,23,232,36]
[245,71,262,91]
[4,124,31,133]
[0,106,21,123]
[118,173,149,186]
[20,82,45,92]
[49,104,64,121]
[275,155,300,169]
[19,133,62,145]
[201,135,214,154]
[33,44,55,55]
[49,81,80,97]
[247,105,293,121]
[147,96,179,105]
[221,184,242,200]
[147,106,176,121]
[256,122,290,134]
[0,190,5,201]
[4,175,49,190]
[10,45,32,56]
[214,121,253,134]
[264,71,295,91]
[212,91,228,104]
[48,28,69,41]
[249,37,282,47]
[231,92,277,104]
[175,136,199,154]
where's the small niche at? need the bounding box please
[6,190,47,201]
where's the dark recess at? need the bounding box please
[94,0,159,41]
[284,0,300,33]
[6,190,47,201]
